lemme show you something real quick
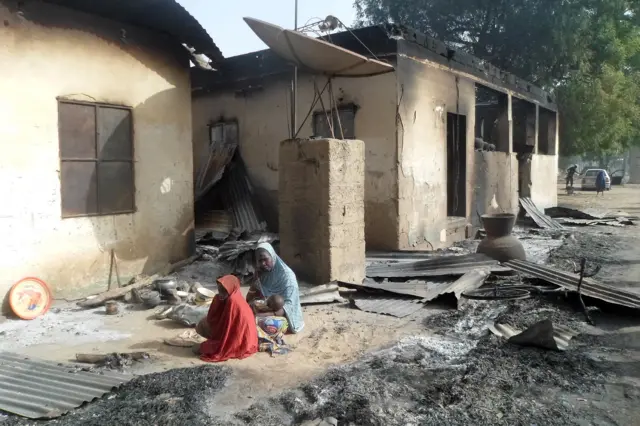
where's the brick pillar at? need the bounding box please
[279,138,365,284]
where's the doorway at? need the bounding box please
[447,112,467,217]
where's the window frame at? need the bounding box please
[208,119,239,147]
[57,98,136,219]
[312,104,358,140]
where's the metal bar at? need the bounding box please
[291,0,298,139]
[505,260,640,309]
[294,78,329,138]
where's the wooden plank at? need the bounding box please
[76,254,200,308]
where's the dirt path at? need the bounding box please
[554,184,640,292]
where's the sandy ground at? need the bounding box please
[3,184,640,425]
[0,284,445,416]
[555,183,640,290]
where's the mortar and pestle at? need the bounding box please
[476,213,526,262]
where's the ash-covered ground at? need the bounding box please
[4,224,640,425]
[2,366,231,426]
[208,297,640,426]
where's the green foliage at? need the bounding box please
[354,0,640,156]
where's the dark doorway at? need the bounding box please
[447,112,467,217]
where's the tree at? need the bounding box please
[354,0,640,158]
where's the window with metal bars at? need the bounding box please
[58,100,135,218]
[312,105,357,139]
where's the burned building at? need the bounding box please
[191,24,559,251]
[0,0,222,302]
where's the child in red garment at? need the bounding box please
[196,275,258,362]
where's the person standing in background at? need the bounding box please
[566,164,578,190]
[596,170,606,196]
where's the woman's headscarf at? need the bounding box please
[199,275,258,362]
[255,243,305,333]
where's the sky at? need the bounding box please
[177,0,358,57]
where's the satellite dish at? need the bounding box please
[243,17,394,77]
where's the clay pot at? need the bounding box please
[476,213,526,262]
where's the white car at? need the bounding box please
[580,169,611,191]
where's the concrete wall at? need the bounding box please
[192,73,398,249]
[279,138,365,284]
[0,2,194,302]
[395,49,476,249]
[472,152,519,227]
[530,154,558,209]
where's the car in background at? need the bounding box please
[580,169,611,191]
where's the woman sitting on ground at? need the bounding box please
[247,243,305,335]
[195,275,258,362]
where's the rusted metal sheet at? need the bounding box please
[351,297,426,318]
[366,253,509,279]
[219,160,267,234]
[489,320,577,351]
[195,210,233,241]
[195,121,239,201]
[556,218,626,227]
[367,251,444,263]
[0,352,131,419]
[348,278,455,298]
[300,284,346,305]
[519,197,565,230]
[545,206,598,220]
[42,0,223,63]
[505,259,640,310]
[343,269,490,307]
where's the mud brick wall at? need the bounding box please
[279,138,365,284]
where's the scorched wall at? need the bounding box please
[0,2,194,303]
[395,47,476,249]
[192,72,398,249]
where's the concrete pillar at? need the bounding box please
[279,138,365,284]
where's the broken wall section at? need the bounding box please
[472,151,519,227]
[279,138,365,284]
[530,154,558,209]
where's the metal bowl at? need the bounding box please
[154,279,177,294]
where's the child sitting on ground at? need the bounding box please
[251,295,284,315]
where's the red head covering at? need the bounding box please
[199,275,258,362]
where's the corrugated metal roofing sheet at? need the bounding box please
[195,210,233,241]
[42,0,223,62]
[300,284,346,305]
[366,253,510,278]
[519,198,565,230]
[0,352,131,419]
[220,160,267,234]
[347,269,490,301]
[489,320,576,351]
[351,297,426,318]
[504,259,640,310]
